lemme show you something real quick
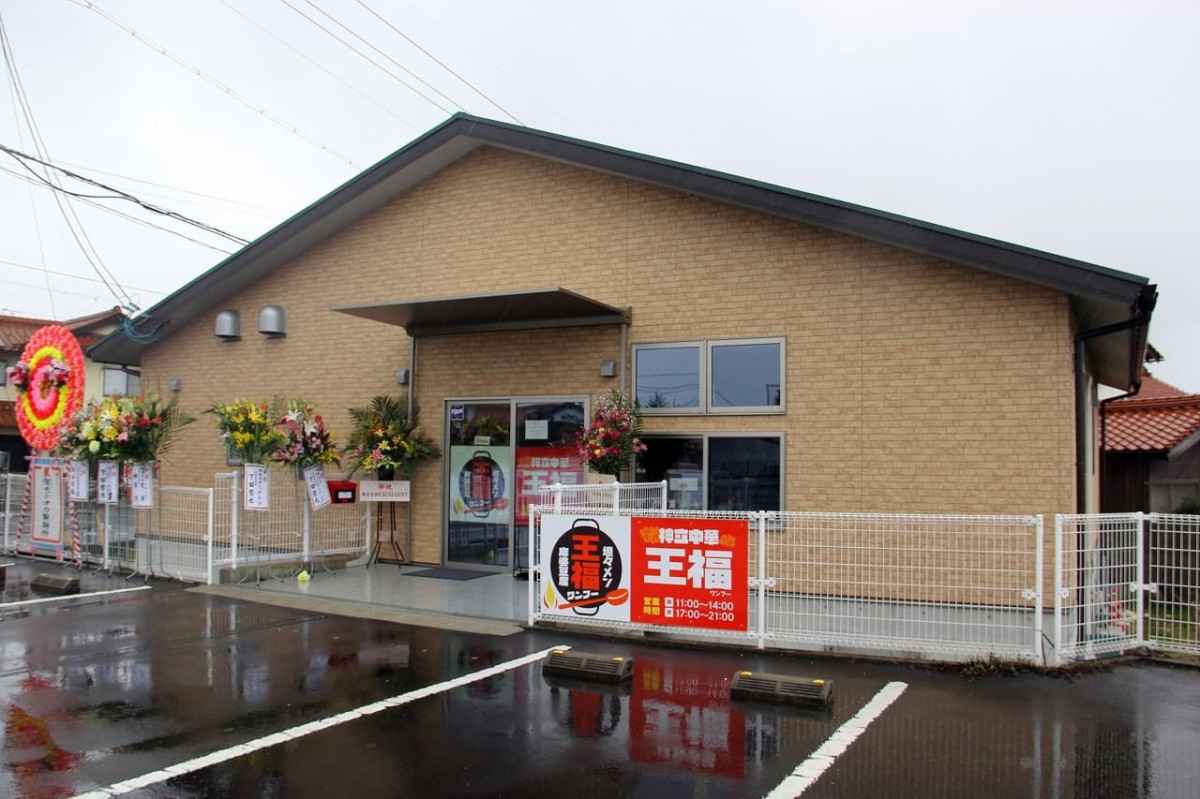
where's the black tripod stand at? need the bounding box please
[368,502,405,567]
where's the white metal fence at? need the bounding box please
[2,469,369,585]
[1143,513,1198,655]
[529,488,1200,665]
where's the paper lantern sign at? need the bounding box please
[11,325,85,452]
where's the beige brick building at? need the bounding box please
[90,115,1156,571]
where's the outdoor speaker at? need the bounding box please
[542,649,633,684]
[31,573,81,596]
[730,670,833,707]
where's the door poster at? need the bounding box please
[97,460,119,505]
[449,445,511,524]
[515,446,583,526]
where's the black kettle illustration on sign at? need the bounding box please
[458,450,505,517]
[550,518,626,617]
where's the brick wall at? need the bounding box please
[140,145,1077,564]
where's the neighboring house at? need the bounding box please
[89,114,1156,570]
[1,307,131,472]
[1102,372,1200,513]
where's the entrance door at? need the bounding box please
[446,398,585,570]
[446,402,512,567]
[512,400,587,572]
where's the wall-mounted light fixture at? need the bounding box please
[395,368,410,385]
[214,310,241,340]
[167,377,182,393]
[258,305,286,337]
[599,358,618,378]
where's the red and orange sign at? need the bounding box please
[539,514,749,632]
[630,517,748,631]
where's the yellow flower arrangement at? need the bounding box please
[207,399,286,464]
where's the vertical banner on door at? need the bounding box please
[449,446,511,523]
[30,457,64,546]
[303,464,331,510]
[97,460,119,505]
[67,460,89,501]
[129,463,154,508]
[515,446,583,527]
[244,464,270,511]
[539,514,749,632]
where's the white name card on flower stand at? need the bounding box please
[130,463,154,508]
[244,464,270,510]
[303,464,331,510]
[97,460,119,505]
[68,460,89,501]
[360,480,410,502]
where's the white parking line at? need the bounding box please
[764,681,908,799]
[0,585,151,608]
[72,645,569,798]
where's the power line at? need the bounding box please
[0,8,135,310]
[216,0,417,133]
[399,0,575,131]
[276,0,455,115]
[355,0,522,124]
[5,53,55,317]
[1,164,237,253]
[66,0,356,167]
[54,157,288,216]
[0,255,167,297]
[0,141,248,244]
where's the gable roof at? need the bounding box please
[1105,372,1200,456]
[89,114,1156,387]
[1,307,125,352]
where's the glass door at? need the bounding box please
[446,402,512,567]
[513,400,586,573]
[445,398,586,571]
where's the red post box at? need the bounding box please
[327,480,357,504]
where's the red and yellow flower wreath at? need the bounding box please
[12,325,85,452]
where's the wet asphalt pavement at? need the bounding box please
[1,560,1198,798]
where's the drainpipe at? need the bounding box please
[1074,290,1156,512]
[620,318,628,397]
[407,334,416,562]
[1097,386,1140,513]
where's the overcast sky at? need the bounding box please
[1,1,1197,390]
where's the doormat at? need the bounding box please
[407,568,490,581]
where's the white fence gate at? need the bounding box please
[530,488,1199,665]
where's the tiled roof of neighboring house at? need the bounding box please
[0,400,16,429]
[0,307,124,352]
[1111,372,1187,402]
[1105,373,1200,453]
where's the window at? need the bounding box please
[635,433,782,512]
[103,368,141,397]
[634,343,702,411]
[0,359,7,386]
[635,338,784,414]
